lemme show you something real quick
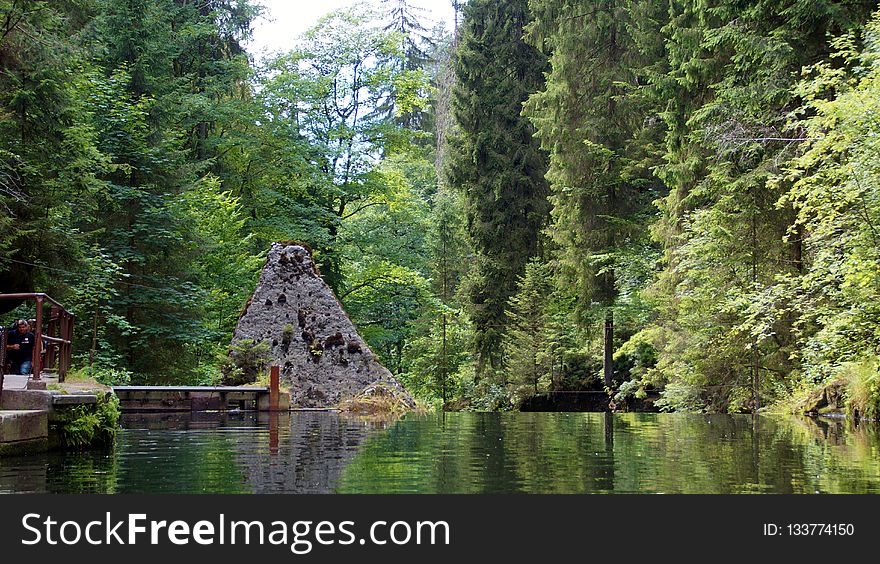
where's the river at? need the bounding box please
[1,411,879,493]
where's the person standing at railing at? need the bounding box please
[6,319,35,375]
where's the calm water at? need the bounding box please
[2,411,880,494]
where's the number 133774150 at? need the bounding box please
[763,523,855,536]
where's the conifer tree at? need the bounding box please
[382,0,432,70]
[0,0,107,306]
[504,259,554,399]
[446,0,550,380]
[524,0,666,388]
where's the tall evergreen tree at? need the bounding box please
[524,0,666,388]
[379,0,435,132]
[446,0,550,379]
[382,0,432,70]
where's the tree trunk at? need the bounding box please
[89,309,98,367]
[603,310,614,387]
[751,208,760,412]
[441,312,448,404]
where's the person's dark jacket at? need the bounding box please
[7,329,35,365]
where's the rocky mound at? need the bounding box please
[231,242,415,409]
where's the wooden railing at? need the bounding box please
[0,293,74,382]
[0,329,6,402]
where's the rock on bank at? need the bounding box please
[232,242,415,410]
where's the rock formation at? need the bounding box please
[231,242,415,409]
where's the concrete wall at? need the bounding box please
[0,410,48,456]
[114,387,290,412]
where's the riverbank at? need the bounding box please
[0,376,119,456]
[770,360,880,423]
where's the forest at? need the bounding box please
[1,0,879,416]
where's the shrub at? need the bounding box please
[52,393,121,449]
[91,367,133,387]
[220,339,271,386]
[843,359,880,421]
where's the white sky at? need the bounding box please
[246,0,457,60]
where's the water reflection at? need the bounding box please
[1,412,879,494]
[235,411,391,494]
[336,413,880,494]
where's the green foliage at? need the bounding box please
[842,359,880,421]
[52,393,121,449]
[613,327,658,399]
[0,0,110,298]
[184,342,227,386]
[339,151,435,374]
[0,0,265,381]
[397,184,472,404]
[178,176,263,342]
[221,338,270,386]
[778,13,880,386]
[90,366,134,387]
[400,300,471,402]
[464,381,514,412]
[446,0,550,378]
[503,259,554,402]
[7,0,880,418]
[251,6,431,292]
[637,0,875,411]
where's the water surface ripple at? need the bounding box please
[2,412,878,494]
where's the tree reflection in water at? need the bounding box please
[2,412,879,494]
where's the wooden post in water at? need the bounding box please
[270,365,280,411]
[269,365,281,455]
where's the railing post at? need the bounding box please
[45,305,58,372]
[60,312,71,382]
[33,295,43,381]
[69,313,74,377]
[1,328,6,404]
